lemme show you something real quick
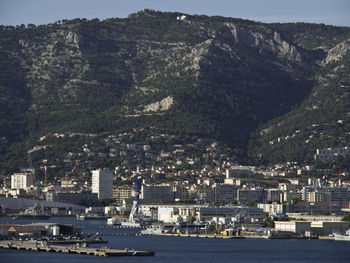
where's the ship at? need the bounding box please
[141,226,168,235]
[77,214,108,220]
[12,201,50,220]
[334,229,350,241]
[107,216,121,226]
[11,214,50,220]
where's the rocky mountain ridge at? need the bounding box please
[1,10,350,171]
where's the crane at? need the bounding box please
[40,165,60,185]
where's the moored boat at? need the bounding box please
[334,229,350,241]
[141,227,168,235]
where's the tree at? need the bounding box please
[84,198,95,207]
[341,213,350,222]
[103,198,114,206]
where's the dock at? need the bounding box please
[153,233,245,239]
[0,240,155,257]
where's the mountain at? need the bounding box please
[1,9,350,172]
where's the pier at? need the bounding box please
[152,233,246,239]
[0,240,155,257]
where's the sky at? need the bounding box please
[0,0,349,27]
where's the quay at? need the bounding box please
[45,239,108,245]
[152,233,246,239]
[0,240,155,257]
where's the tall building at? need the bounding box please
[91,170,113,200]
[11,173,34,189]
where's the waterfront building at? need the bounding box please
[11,173,34,190]
[274,221,311,235]
[293,201,342,214]
[311,221,350,236]
[91,169,113,200]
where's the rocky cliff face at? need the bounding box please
[1,10,350,166]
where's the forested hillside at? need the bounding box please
[1,10,350,172]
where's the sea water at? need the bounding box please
[0,217,349,263]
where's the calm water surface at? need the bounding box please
[1,217,349,263]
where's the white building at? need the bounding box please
[274,221,311,235]
[91,170,113,200]
[257,203,288,216]
[11,173,34,190]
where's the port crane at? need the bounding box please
[129,172,142,223]
[40,165,60,185]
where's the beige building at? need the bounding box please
[113,185,132,204]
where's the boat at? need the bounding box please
[12,201,50,220]
[121,220,142,227]
[77,214,108,220]
[334,229,350,241]
[141,227,168,235]
[107,216,121,226]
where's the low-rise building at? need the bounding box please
[274,221,311,235]
[311,221,350,236]
[293,201,342,214]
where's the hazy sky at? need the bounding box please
[0,0,349,27]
